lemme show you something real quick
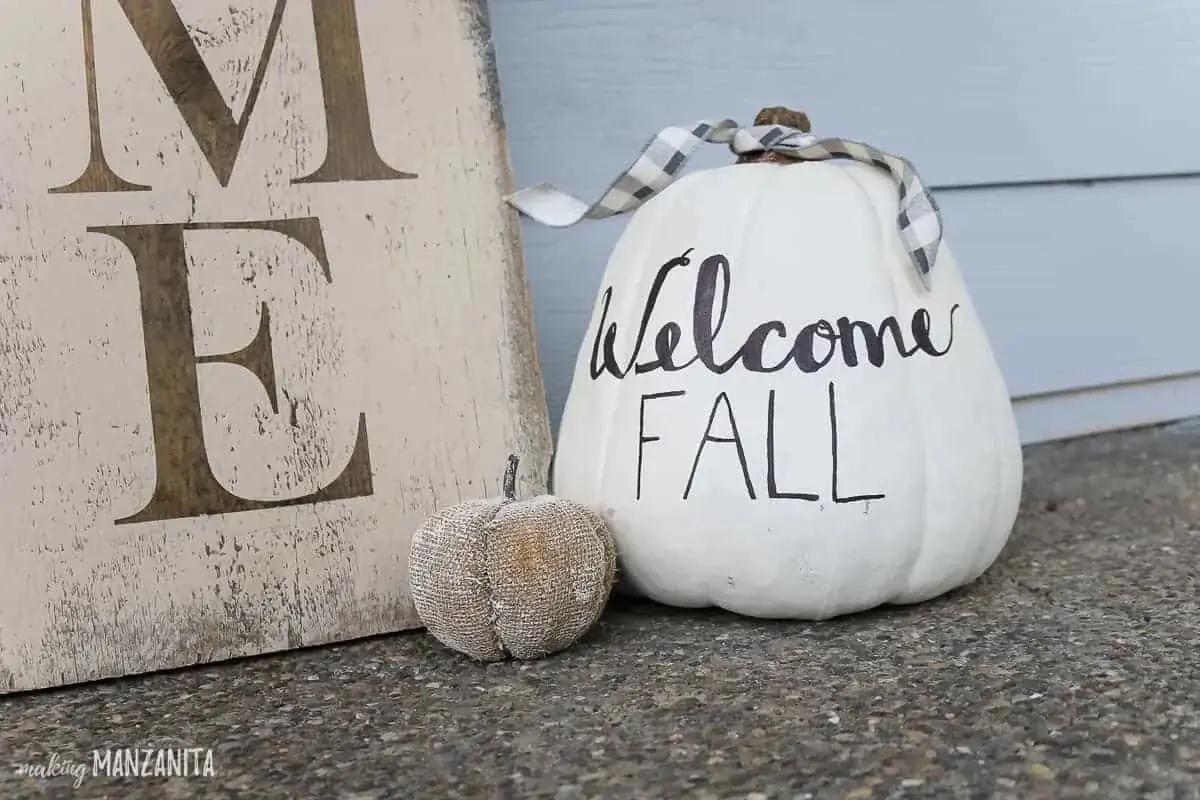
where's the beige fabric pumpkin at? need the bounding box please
[408,455,617,661]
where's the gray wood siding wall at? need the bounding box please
[489,0,1200,443]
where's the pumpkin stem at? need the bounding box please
[753,106,811,131]
[502,454,519,501]
[737,105,812,165]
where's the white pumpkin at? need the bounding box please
[549,114,1023,620]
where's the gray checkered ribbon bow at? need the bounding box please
[504,119,943,288]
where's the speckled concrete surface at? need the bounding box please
[3,422,1200,799]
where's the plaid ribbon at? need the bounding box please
[504,119,943,288]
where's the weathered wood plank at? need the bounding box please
[0,0,552,693]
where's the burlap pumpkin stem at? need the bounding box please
[408,454,617,662]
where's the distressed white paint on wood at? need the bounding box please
[0,0,552,693]
[489,0,1200,442]
[490,0,1200,188]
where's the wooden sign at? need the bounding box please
[0,0,552,693]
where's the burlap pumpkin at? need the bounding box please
[408,455,617,661]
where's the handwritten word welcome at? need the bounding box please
[584,248,961,503]
[589,248,959,380]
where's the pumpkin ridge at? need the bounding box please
[478,458,523,659]
[588,178,694,597]
[961,280,1017,588]
[975,396,1006,583]
[938,275,996,593]
[974,272,1022,585]
[848,163,931,602]
[817,162,927,613]
[479,512,513,659]
[697,165,774,609]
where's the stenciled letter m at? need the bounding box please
[50,0,417,194]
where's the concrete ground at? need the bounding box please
[2,421,1199,799]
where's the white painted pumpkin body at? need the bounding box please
[552,160,1023,620]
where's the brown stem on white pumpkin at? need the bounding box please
[737,105,812,165]
[502,454,519,502]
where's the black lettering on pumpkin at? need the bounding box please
[591,249,696,380]
[691,253,734,373]
[765,389,819,501]
[791,320,839,373]
[828,381,885,504]
[911,306,960,356]
[683,392,755,500]
[636,390,687,500]
[586,250,958,381]
[835,316,916,367]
